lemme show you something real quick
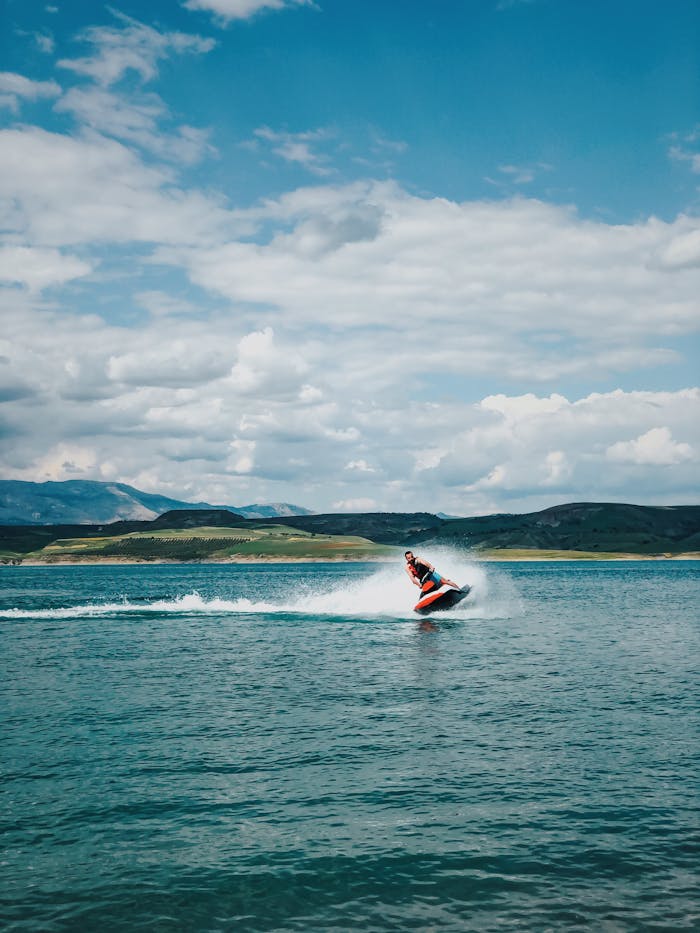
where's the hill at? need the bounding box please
[0,502,698,563]
[7,523,394,563]
[141,503,698,554]
[425,502,700,554]
[0,480,311,525]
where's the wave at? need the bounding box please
[0,554,520,621]
[0,592,272,620]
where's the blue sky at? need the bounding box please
[0,0,698,513]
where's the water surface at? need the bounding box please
[1,560,698,931]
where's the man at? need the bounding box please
[404,551,459,589]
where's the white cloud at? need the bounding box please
[412,389,699,511]
[1,288,697,511]
[160,182,700,386]
[0,72,61,110]
[183,0,313,24]
[0,126,239,247]
[481,393,569,421]
[0,34,698,515]
[332,497,378,512]
[415,448,447,472]
[0,246,92,291]
[57,11,215,86]
[29,443,98,481]
[656,228,700,270]
[542,450,571,485]
[606,427,693,466]
[55,87,214,164]
[498,164,536,184]
[107,340,232,387]
[345,459,375,472]
[228,439,256,474]
[228,326,309,395]
[299,384,323,403]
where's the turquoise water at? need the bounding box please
[1,560,698,931]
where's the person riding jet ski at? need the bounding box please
[405,550,470,615]
[404,551,459,590]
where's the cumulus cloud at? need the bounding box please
[655,228,700,270]
[107,339,232,387]
[159,181,700,388]
[606,427,693,466]
[410,389,700,512]
[229,327,309,396]
[1,25,698,513]
[0,126,240,247]
[1,284,697,511]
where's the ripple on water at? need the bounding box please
[0,561,699,931]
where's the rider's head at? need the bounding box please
[405,551,415,563]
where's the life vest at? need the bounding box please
[407,558,431,583]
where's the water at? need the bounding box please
[1,560,698,931]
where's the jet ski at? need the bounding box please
[413,577,471,615]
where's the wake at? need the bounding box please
[0,553,520,621]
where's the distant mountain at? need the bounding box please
[237,502,312,519]
[0,480,311,525]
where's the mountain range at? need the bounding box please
[1,500,698,562]
[0,480,311,525]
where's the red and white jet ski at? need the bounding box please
[413,577,471,615]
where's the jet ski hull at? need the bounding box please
[413,582,471,615]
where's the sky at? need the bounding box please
[0,0,699,515]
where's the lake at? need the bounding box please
[1,559,698,931]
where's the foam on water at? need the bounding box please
[0,592,278,620]
[0,552,520,620]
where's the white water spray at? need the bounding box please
[1,550,520,620]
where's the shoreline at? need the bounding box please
[4,552,700,566]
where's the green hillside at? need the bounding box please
[429,503,700,554]
[0,503,698,563]
[2,522,395,563]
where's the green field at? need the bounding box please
[16,524,398,563]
